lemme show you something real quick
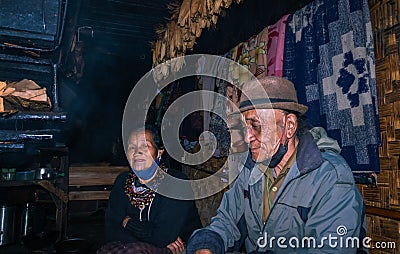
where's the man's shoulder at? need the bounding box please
[320,150,355,185]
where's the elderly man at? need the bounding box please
[187,76,367,253]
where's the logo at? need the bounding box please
[256,225,383,250]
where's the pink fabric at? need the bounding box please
[267,14,290,76]
[227,14,289,80]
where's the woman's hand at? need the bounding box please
[122,216,131,228]
[166,236,185,254]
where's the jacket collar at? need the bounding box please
[296,132,324,175]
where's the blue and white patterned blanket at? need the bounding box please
[283,0,380,172]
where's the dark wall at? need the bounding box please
[58,0,164,164]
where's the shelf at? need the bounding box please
[0,111,67,121]
[0,180,67,203]
[0,179,41,187]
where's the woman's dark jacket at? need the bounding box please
[105,168,202,248]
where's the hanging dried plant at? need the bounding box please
[165,21,177,58]
[221,0,232,8]
[195,22,202,37]
[153,63,161,82]
[167,0,182,20]
[182,26,192,42]
[175,26,184,53]
[211,14,219,25]
[152,0,246,73]
[190,0,203,19]
[186,34,197,50]
[206,0,214,13]
[154,25,166,43]
[213,0,223,14]
[200,2,210,26]
[205,18,212,28]
[160,40,166,61]
[190,22,197,36]
[162,60,170,77]
[178,0,192,26]
[171,53,185,73]
[152,40,161,66]
[168,23,177,58]
[150,41,156,65]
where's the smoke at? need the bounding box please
[60,41,150,164]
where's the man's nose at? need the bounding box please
[244,127,255,144]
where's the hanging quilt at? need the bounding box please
[283,0,380,172]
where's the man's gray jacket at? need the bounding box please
[187,128,367,253]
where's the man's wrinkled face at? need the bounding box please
[241,109,286,163]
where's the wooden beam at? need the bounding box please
[37,180,68,203]
[69,165,127,186]
[366,205,400,220]
[69,190,111,201]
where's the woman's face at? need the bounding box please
[127,130,160,171]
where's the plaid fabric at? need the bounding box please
[97,241,172,254]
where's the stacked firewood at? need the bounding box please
[152,0,243,81]
[0,79,52,112]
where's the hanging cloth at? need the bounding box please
[283,0,380,172]
[266,14,290,77]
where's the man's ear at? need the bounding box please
[286,113,298,139]
[157,148,165,159]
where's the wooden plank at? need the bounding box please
[377,169,391,186]
[395,101,400,129]
[389,170,399,205]
[366,205,400,220]
[69,190,111,201]
[379,132,388,157]
[379,103,394,117]
[37,180,68,203]
[363,187,382,204]
[388,141,400,155]
[69,165,127,186]
[69,165,128,175]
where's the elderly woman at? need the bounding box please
[99,125,202,254]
